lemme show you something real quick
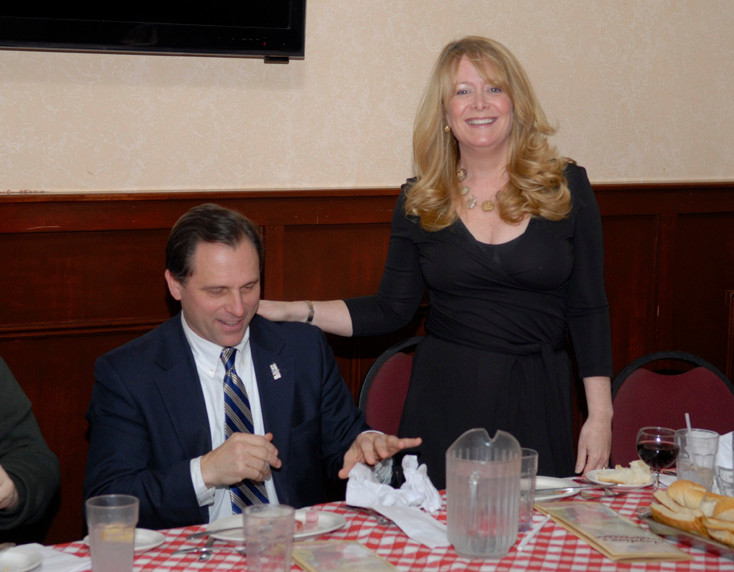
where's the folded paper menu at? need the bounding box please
[536,502,691,562]
[292,541,396,571]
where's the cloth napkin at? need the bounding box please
[346,455,448,548]
[715,431,733,469]
[713,431,733,494]
[15,543,90,572]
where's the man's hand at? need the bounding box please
[200,433,281,488]
[0,464,18,512]
[338,433,422,479]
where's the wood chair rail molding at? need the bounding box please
[1,181,732,544]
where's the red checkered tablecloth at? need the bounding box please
[53,490,734,571]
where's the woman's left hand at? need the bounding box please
[575,416,612,474]
[576,375,613,474]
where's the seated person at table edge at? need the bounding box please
[0,356,60,534]
[83,203,420,530]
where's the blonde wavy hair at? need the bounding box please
[406,36,572,231]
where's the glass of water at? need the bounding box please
[675,428,719,490]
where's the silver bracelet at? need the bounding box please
[304,300,315,324]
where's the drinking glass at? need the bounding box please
[85,494,139,572]
[518,448,538,532]
[674,428,719,489]
[636,426,679,490]
[244,504,295,572]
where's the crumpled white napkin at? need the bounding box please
[346,455,448,548]
[15,543,90,572]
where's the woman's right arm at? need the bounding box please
[257,187,425,337]
[257,299,354,337]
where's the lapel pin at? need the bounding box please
[270,362,281,380]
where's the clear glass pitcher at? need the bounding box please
[446,428,521,558]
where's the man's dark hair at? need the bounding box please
[166,203,264,282]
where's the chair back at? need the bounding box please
[611,351,734,466]
[358,337,422,435]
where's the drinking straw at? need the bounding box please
[517,514,551,551]
[685,413,692,432]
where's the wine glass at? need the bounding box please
[636,426,679,490]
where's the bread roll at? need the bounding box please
[707,528,734,547]
[705,517,734,547]
[699,497,720,518]
[713,497,734,521]
[666,479,707,509]
[650,502,708,536]
[653,489,703,516]
[649,480,734,547]
[596,460,651,485]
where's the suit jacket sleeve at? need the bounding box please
[83,319,210,529]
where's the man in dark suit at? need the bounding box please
[84,203,420,530]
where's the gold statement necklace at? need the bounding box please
[457,168,495,212]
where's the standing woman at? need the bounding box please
[259,36,613,487]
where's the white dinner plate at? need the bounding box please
[0,547,43,572]
[534,476,580,502]
[83,528,166,553]
[132,529,166,552]
[207,509,346,543]
[585,469,654,489]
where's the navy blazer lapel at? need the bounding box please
[249,318,295,492]
[153,316,212,459]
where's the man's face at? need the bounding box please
[165,239,260,348]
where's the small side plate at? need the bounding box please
[207,509,346,543]
[534,476,580,502]
[84,528,165,553]
[0,547,43,572]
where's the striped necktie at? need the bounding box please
[220,347,269,511]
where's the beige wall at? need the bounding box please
[1,0,732,193]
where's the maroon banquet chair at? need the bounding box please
[358,337,423,435]
[610,350,734,467]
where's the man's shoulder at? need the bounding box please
[98,315,184,367]
[250,315,327,354]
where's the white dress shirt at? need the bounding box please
[180,314,279,523]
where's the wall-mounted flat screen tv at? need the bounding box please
[0,1,306,62]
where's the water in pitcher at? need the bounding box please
[446,428,521,559]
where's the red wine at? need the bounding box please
[637,440,679,470]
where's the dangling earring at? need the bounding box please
[444,125,451,134]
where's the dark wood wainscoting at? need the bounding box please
[1,182,732,543]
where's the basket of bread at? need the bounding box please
[648,479,734,548]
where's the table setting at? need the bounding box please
[5,425,734,571]
[41,487,730,571]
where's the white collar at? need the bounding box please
[179,312,250,371]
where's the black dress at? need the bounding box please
[345,164,613,488]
